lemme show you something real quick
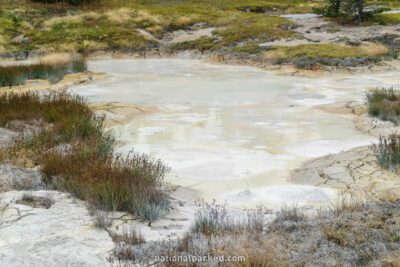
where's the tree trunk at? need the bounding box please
[357,0,364,23]
[334,0,341,15]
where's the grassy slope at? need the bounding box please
[0,0,398,66]
[0,0,313,53]
[369,12,400,25]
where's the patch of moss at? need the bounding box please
[229,42,263,54]
[171,37,220,52]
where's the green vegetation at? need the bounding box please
[0,0,398,67]
[213,14,296,46]
[18,192,55,208]
[0,55,86,87]
[367,88,400,124]
[266,44,374,59]
[22,192,34,202]
[31,0,95,5]
[0,91,170,221]
[171,37,220,52]
[230,42,264,54]
[266,44,387,58]
[0,0,310,54]
[263,43,389,68]
[367,89,400,171]
[112,198,400,266]
[314,0,390,23]
[372,134,400,171]
[369,12,400,25]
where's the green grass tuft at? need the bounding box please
[0,56,87,87]
[367,88,400,124]
[372,134,400,172]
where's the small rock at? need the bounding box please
[0,164,43,192]
[393,38,400,46]
[0,127,18,148]
[136,29,159,42]
[345,37,361,46]
[12,34,29,43]
[292,169,325,185]
[322,166,353,184]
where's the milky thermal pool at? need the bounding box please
[75,59,399,208]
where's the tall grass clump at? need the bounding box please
[371,134,400,171]
[0,55,87,87]
[0,91,98,143]
[367,88,400,124]
[0,91,170,222]
[42,147,170,222]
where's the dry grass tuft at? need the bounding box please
[377,189,400,202]
[135,10,161,24]
[82,11,101,20]
[330,192,365,215]
[106,8,134,24]
[43,14,84,29]
[359,43,389,57]
[320,222,349,246]
[58,43,78,52]
[105,8,161,25]
[382,254,400,267]
[38,52,73,65]
[115,224,145,245]
[263,49,288,62]
[82,40,108,51]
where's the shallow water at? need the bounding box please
[75,59,398,208]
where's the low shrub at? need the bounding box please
[192,201,231,235]
[367,88,400,124]
[271,204,308,232]
[42,148,170,222]
[0,91,170,222]
[192,201,267,235]
[115,224,145,245]
[171,37,220,53]
[330,192,365,215]
[19,192,55,209]
[0,56,86,87]
[371,134,400,171]
[111,199,400,266]
[22,192,34,203]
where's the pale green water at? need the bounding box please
[75,59,398,208]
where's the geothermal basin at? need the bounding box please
[75,59,397,208]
